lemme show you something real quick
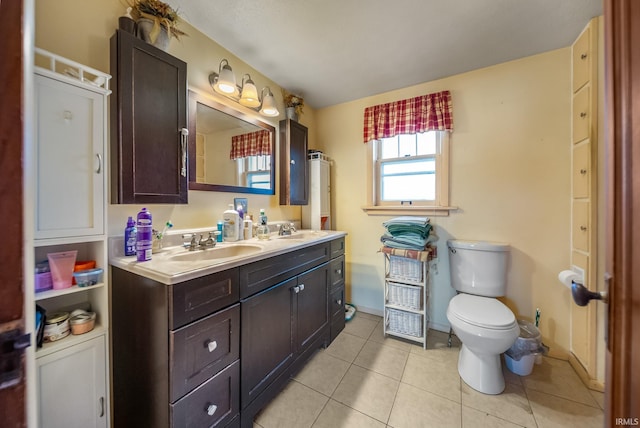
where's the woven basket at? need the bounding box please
[388,255,423,283]
[386,308,423,337]
[387,282,422,310]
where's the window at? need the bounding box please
[365,131,451,215]
[238,154,271,189]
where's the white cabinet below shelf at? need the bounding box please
[37,335,108,428]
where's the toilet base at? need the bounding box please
[458,344,506,395]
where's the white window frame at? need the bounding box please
[363,131,455,216]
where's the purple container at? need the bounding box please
[35,262,53,293]
[136,208,152,262]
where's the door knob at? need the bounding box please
[571,281,608,306]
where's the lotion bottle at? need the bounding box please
[223,204,240,242]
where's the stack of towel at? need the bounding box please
[380,216,436,250]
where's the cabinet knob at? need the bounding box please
[299,283,305,291]
[293,286,300,293]
[290,159,296,165]
[580,168,587,175]
[580,112,587,118]
[337,299,342,305]
[206,340,218,352]
[336,269,342,275]
[206,404,218,416]
[581,53,588,60]
[580,225,588,231]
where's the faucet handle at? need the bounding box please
[289,223,297,232]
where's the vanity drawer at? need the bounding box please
[239,242,330,299]
[330,237,345,258]
[170,267,239,329]
[330,255,345,289]
[171,360,239,428]
[170,304,240,402]
[330,285,345,342]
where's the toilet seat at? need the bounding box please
[449,294,516,330]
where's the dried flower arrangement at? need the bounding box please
[126,0,188,41]
[282,89,304,116]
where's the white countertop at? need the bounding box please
[109,229,347,285]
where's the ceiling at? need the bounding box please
[168,0,602,110]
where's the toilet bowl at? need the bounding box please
[447,293,519,394]
[446,239,518,395]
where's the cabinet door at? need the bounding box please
[319,160,330,216]
[37,335,107,428]
[110,30,188,204]
[279,119,308,205]
[295,264,329,351]
[240,279,296,407]
[34,75,104,239]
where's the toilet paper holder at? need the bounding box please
[558,267,609,306]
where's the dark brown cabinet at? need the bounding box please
[110,236,345,428]
[279,119,309,205]
[110,29,188,204]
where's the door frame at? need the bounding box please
[604,0,640,424]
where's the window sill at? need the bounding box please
[361,205,458,216]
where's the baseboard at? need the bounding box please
[568,352,605,392]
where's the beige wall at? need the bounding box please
[36,1,575,357]
[35,0,318,236]
[316,49,573,357]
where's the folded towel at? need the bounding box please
[382,216,430,228]
[381,233,429,250]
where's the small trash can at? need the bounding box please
[504,320,543,376]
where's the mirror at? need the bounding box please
[188,90,276,194]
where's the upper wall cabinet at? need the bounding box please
[110,30,188,204]
[279,119,309,205]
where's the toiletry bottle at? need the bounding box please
[236,205,244,240]
[244,215,253,240]
[216,220,224,242]
[124,216,137,256]
[223,204,240,242]
[257,209,270,240]
[136,208,152,261]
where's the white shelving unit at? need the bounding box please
[383,251,430,349]
[31,48,111,428]
[302,152,331,230]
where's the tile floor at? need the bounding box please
[253,312,604,428]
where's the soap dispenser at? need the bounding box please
[256,208,270,240]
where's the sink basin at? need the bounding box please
[277,231,328,240]
[168,244,263,262]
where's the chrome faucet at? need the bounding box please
[278,222,297,236]
[183,231,218,251]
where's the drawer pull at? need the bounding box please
[580,225,588,231]
[337,299,342,305]
[206,404,218,416]
[581,53,588,60]
[206,340,218,352]
[299,283,305,291]
[580,168,587,175]
[580,112,587,118]
[293,286,300,294]
[336,269,342,275]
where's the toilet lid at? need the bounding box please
[449,294,516,329]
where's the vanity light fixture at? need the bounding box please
[210,59,238,97]
[209,59,280,117]
[239,74,261,108]
[259,87,279,117]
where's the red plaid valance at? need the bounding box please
[230,130,271,160]
[363,90,453,143]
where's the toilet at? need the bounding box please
[446,239,519,395]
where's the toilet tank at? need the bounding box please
[448,240,510,297]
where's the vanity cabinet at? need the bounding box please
[279,119,309,205]
[110,236,345,428]
[111,267,240,428]
[110,29,188,204]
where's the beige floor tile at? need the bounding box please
[325,332,367,363]
[354,311,383,323]
[388,382,462,428]
[461,382,536,427]
[353,340,409,380]
[294,350,351,396]
[521,357,599,407]
[527,389,604,428]
[462,405,527,428]
[588,389,605,410]
[331,364,399,423]
[502,355,524,387]
[368,320,415,351]
[312,399,386,428]
[344,315,379,339]
[401,352,461,403]
[254,380,328,428]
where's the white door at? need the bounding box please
[34,74,104,239]
[37,335,107,428]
